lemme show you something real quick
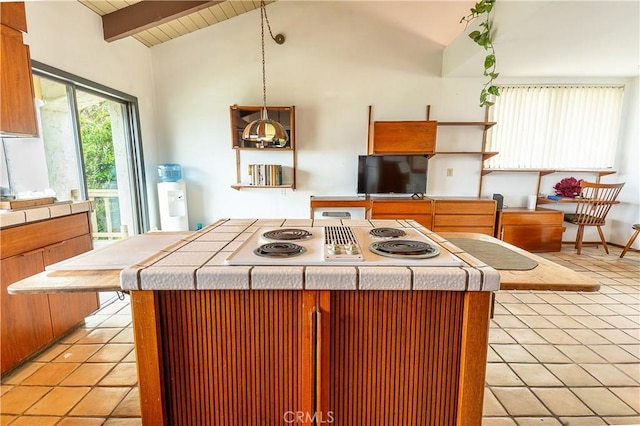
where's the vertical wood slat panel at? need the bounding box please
[327,291,465,425]
[157,290,305,425]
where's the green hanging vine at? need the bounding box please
[460,0,499,107]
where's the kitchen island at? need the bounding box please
[8,218,599,425]
[121,218,499,426]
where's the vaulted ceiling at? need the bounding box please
[78,1,639,77]
[79,0,273,47]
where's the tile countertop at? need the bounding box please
[121,218,500,292]
[0,200,94,229]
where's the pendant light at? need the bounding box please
[242,0,288,148]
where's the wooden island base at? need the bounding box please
[132,289,491,426]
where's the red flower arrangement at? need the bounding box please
[553,177,583,197]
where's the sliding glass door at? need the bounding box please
[31,63,148,238]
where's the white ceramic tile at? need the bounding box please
[223,219,257,226]
[0,210,26,228]
[222,241,243,252]
[176,241,226,252]
[196,266,250,289]
[70,201,92,214]
[217,225,251,233]
[24,207,50,222]
[480,266,501,291]
[412,267,468,291]
[311,219,343,226]
[233,232,255,242]
[464,266,483,291]
[120,267,142,290]
[251,266,304,290]
[161,239,190,252]
[196,232,237,242]
[190,240,229,251]
[151,251,214,267]
[204,252,231,266]
[140,266,196,290]
[305,267,357,290]
[48,203,72,217]
[358,267,411,290]
[283,219,313,227]
[134,250,170,267]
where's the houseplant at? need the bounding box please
[460,0,499,107]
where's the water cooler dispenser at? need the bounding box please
[157,164,189,231]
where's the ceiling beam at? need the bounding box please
[102,1,224,42]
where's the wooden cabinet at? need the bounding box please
[432,199,497,235]
[0,213,99,373]
[132,289,492,425]
[0,250,53,372]
[0,1,38,137]
[370,198,432,229]
[229,105,296,190]
[368,121,437,154]
[496,208,565,252]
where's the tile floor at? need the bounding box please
[0,244,638,425]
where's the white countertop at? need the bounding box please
[0,200,94,228]
[120,218,500,292]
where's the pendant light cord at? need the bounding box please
[260,0,280,114]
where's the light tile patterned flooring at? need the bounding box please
[0,245,638,425]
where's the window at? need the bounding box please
[1,62,148,237]
[486,85,624,169]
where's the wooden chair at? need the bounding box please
[563,181,625,255]
[620,224,640,258]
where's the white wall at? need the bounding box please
[23,1,160,228]
[151,1,639,248]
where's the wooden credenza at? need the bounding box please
[0,212,100,373]
[311,196,498,236]
[496,208,565,252]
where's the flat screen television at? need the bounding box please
[357,155,428,195]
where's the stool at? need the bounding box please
[620,224,640,258]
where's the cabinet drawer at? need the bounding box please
[370,200,431,215]
[1,213,90,259]
[434,214,495,228]
[499,210,563,226]
[434,200,496,214]
[502,225,565,252]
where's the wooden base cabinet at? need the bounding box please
[132,289,492,426]
[496,209,565,252]
[0,213,99,373]
[432,199,497,235]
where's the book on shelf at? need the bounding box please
[247,164,284,186]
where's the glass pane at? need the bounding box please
[76,89,135,240]
[3,76,83,200]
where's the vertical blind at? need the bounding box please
[486,85,624,169]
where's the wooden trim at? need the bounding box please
[301,290,316,426]
[317,291,331,421]
[102,1,224,42]
[456,291,492,426]
[131,291,167,426]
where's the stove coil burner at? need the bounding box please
[369,227,406,239]
[262,228,312,241]
[254,242,307,258]
[369,240,440,259]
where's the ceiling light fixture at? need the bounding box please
[242,0,287,148]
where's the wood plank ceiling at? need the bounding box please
[79,0,273,47]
